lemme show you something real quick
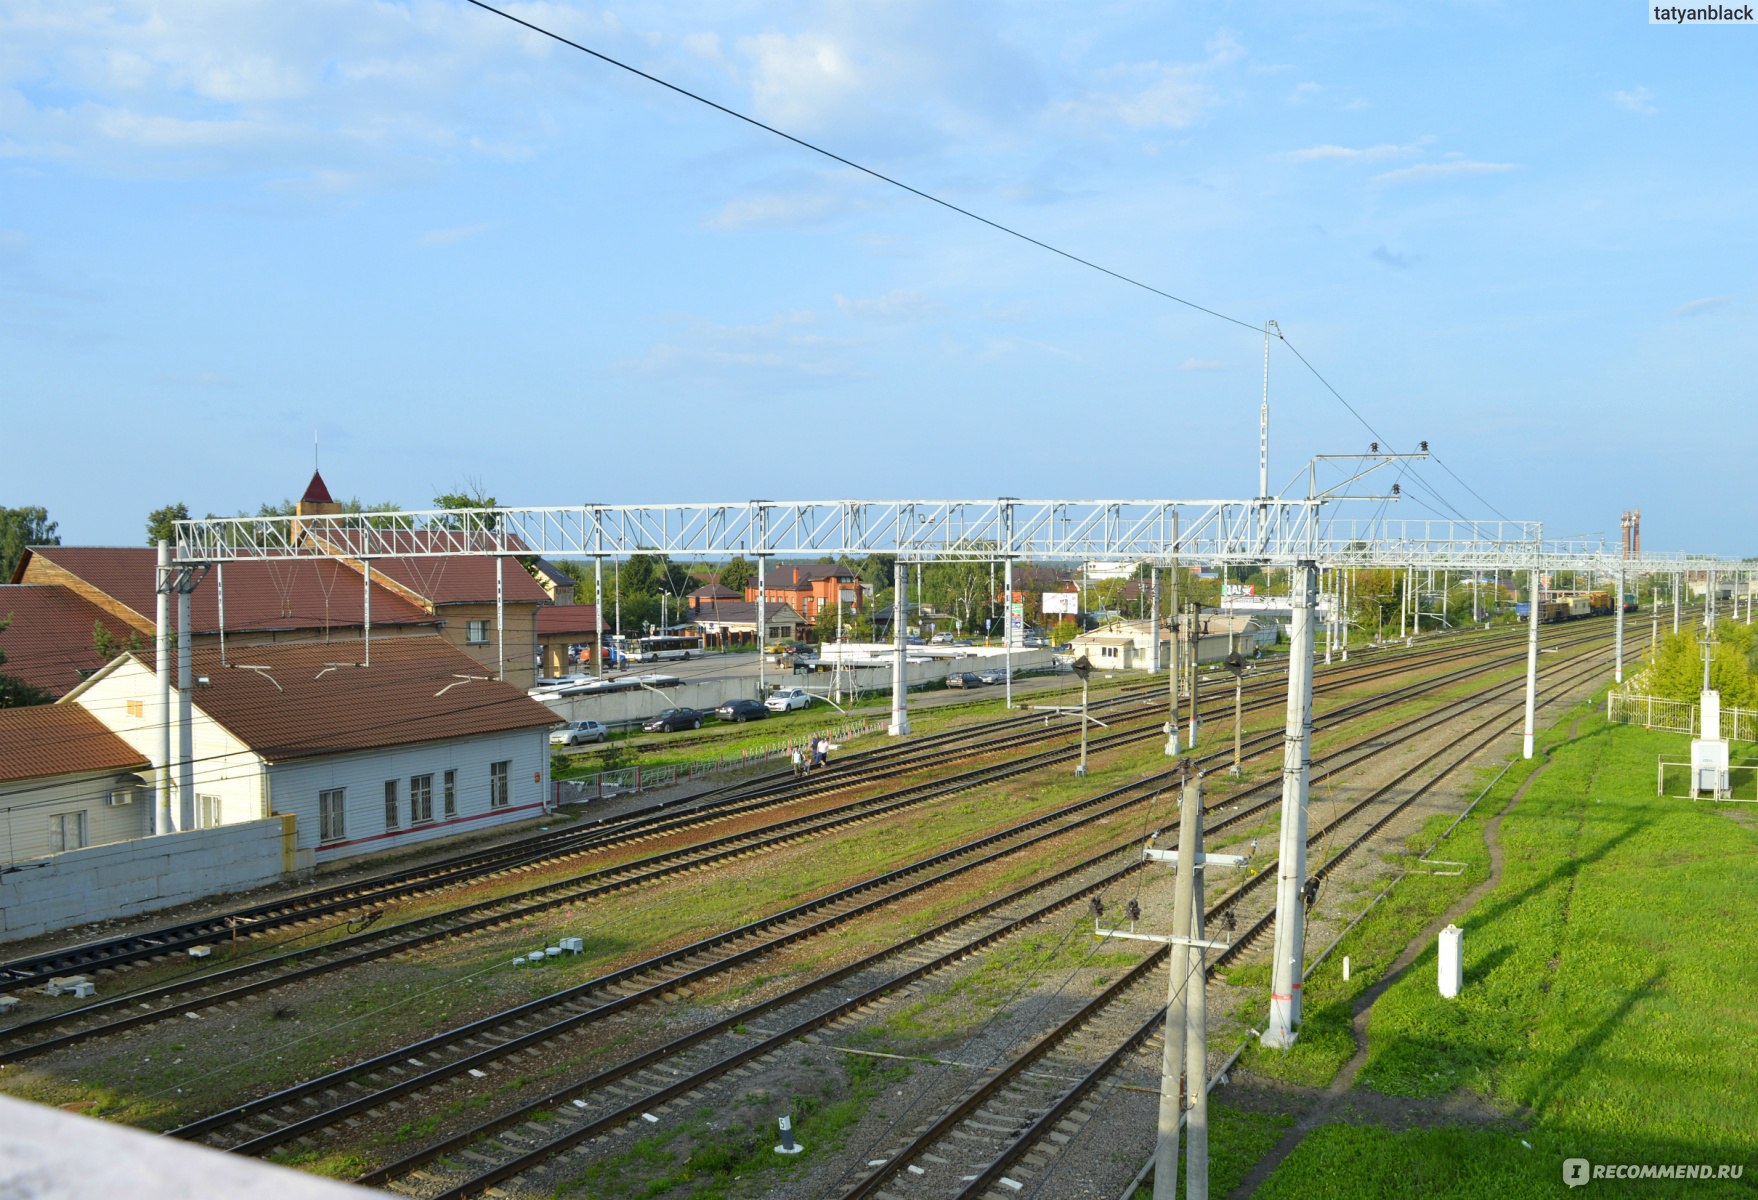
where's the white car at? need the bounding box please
[977,667,1010,685]
[765,687,812,712]
[550,719,609,747]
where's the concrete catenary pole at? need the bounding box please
[177,583,194,832]
[1261,560,1315,1047]
[1523,561,1541,761]
[1614,565,1626,684]
[593,556,605,678]
[1149,567,1162,674]
[1166,517,1182,756]
[1186,602,1201,749]
[1182,777,1211,1200]
[757,555,768,698]
[1004,547,1015,709]
[1155,770,1199,1200]
[889,558,910,736]
[154,539,172,836]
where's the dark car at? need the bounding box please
[713,698,769,724]
[946,671,983,688]
[643,707,704,733]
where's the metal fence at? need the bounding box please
[552,717,883,805]
[1608,692,1758,742]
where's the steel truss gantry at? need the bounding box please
[165,482,1743,1058]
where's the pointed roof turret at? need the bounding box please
[301,470,334,505]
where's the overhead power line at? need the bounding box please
[459,0,1500,523]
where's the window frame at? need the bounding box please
[443,769,457,819]
[466,619,491,645]
[410,773,434,824]
[489,760,510,809]
[384,779,400,830]
[49,811,88,854]
[319,788,346,844]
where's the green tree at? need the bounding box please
[145,502,190,547]
[433,485,499,531]
[717,556,756,594]
[0,615,52,707]
[1641,622,1758,708]
[545,560,598,604]
[815,601,873,643]
[1051,618,1081,646]
[0,506,58,582]
[93,621,145,663]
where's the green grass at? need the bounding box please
[1258,716,1758,1198]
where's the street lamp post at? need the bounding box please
[1073,654,1092,777]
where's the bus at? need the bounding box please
[620,634,705,663]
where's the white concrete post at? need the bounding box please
[1614,566,1626,684]
[177,585,194,832]
[1523,565,1541,760]
[154,540,171,836]
[593,556,605,678]
[889,559,910,736]
[1261,561,1315,1048]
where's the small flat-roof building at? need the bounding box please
[59,636,559,864]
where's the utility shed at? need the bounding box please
[63,636,560,866]
[0,705,152,864]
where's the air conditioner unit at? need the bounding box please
[108,773,147,806]
[108,789,135,806]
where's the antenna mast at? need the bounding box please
[1260,320,1280,499]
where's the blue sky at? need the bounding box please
[3,1,1753,554]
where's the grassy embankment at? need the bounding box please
[1248,712,1758,1199]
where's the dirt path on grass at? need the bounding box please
[1225,714,1589,1199]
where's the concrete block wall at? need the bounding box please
[0,817,293,944]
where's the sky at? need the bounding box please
[3,1,1754,556]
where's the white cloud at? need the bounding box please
[835,289,930,322]
[1058,32,1244,132]
[737,31,863,132]
[1371,159,1516,185]
[1672,296,1730,317]
[1612,86,1658,115]
[1288,82,1321,105]
[1286,141,1422,163]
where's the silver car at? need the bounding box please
[550,719,608,746]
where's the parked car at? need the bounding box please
[765,687,813,712]
[977,668,1010,685]
[643,707,704,733]
[946,672,983,688]
[930,632,955,644]
[952,639,974,647]
[714,698,769,723]
[550,719,609,746]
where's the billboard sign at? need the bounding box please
[1042,592,1079,615]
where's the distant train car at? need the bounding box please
[1622,593,1639,612]
[1568,597,1593,619]
[1587,590,1615,616]
[1542,600,1571,623]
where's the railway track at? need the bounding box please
[0,622,1611,1061]
[117,623,1633,1195]
[2,619,1561,993]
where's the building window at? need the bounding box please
[49,811,88,854]
[384,780,400,830]
[489,760,510,808]
[466,619,491,645]
[320,788,346,843]
[126,699,144,718]
[410,774,434,823]
[198,794,222,828]
[443,769,457,818]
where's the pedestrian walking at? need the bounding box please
[791,746,804,778]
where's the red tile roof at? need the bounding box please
[0,585,140,699]
[535,605,601,636]
[0,704,149,784]
[20,547,435,636]
[128,637,559,762]
[301,470,334,505]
